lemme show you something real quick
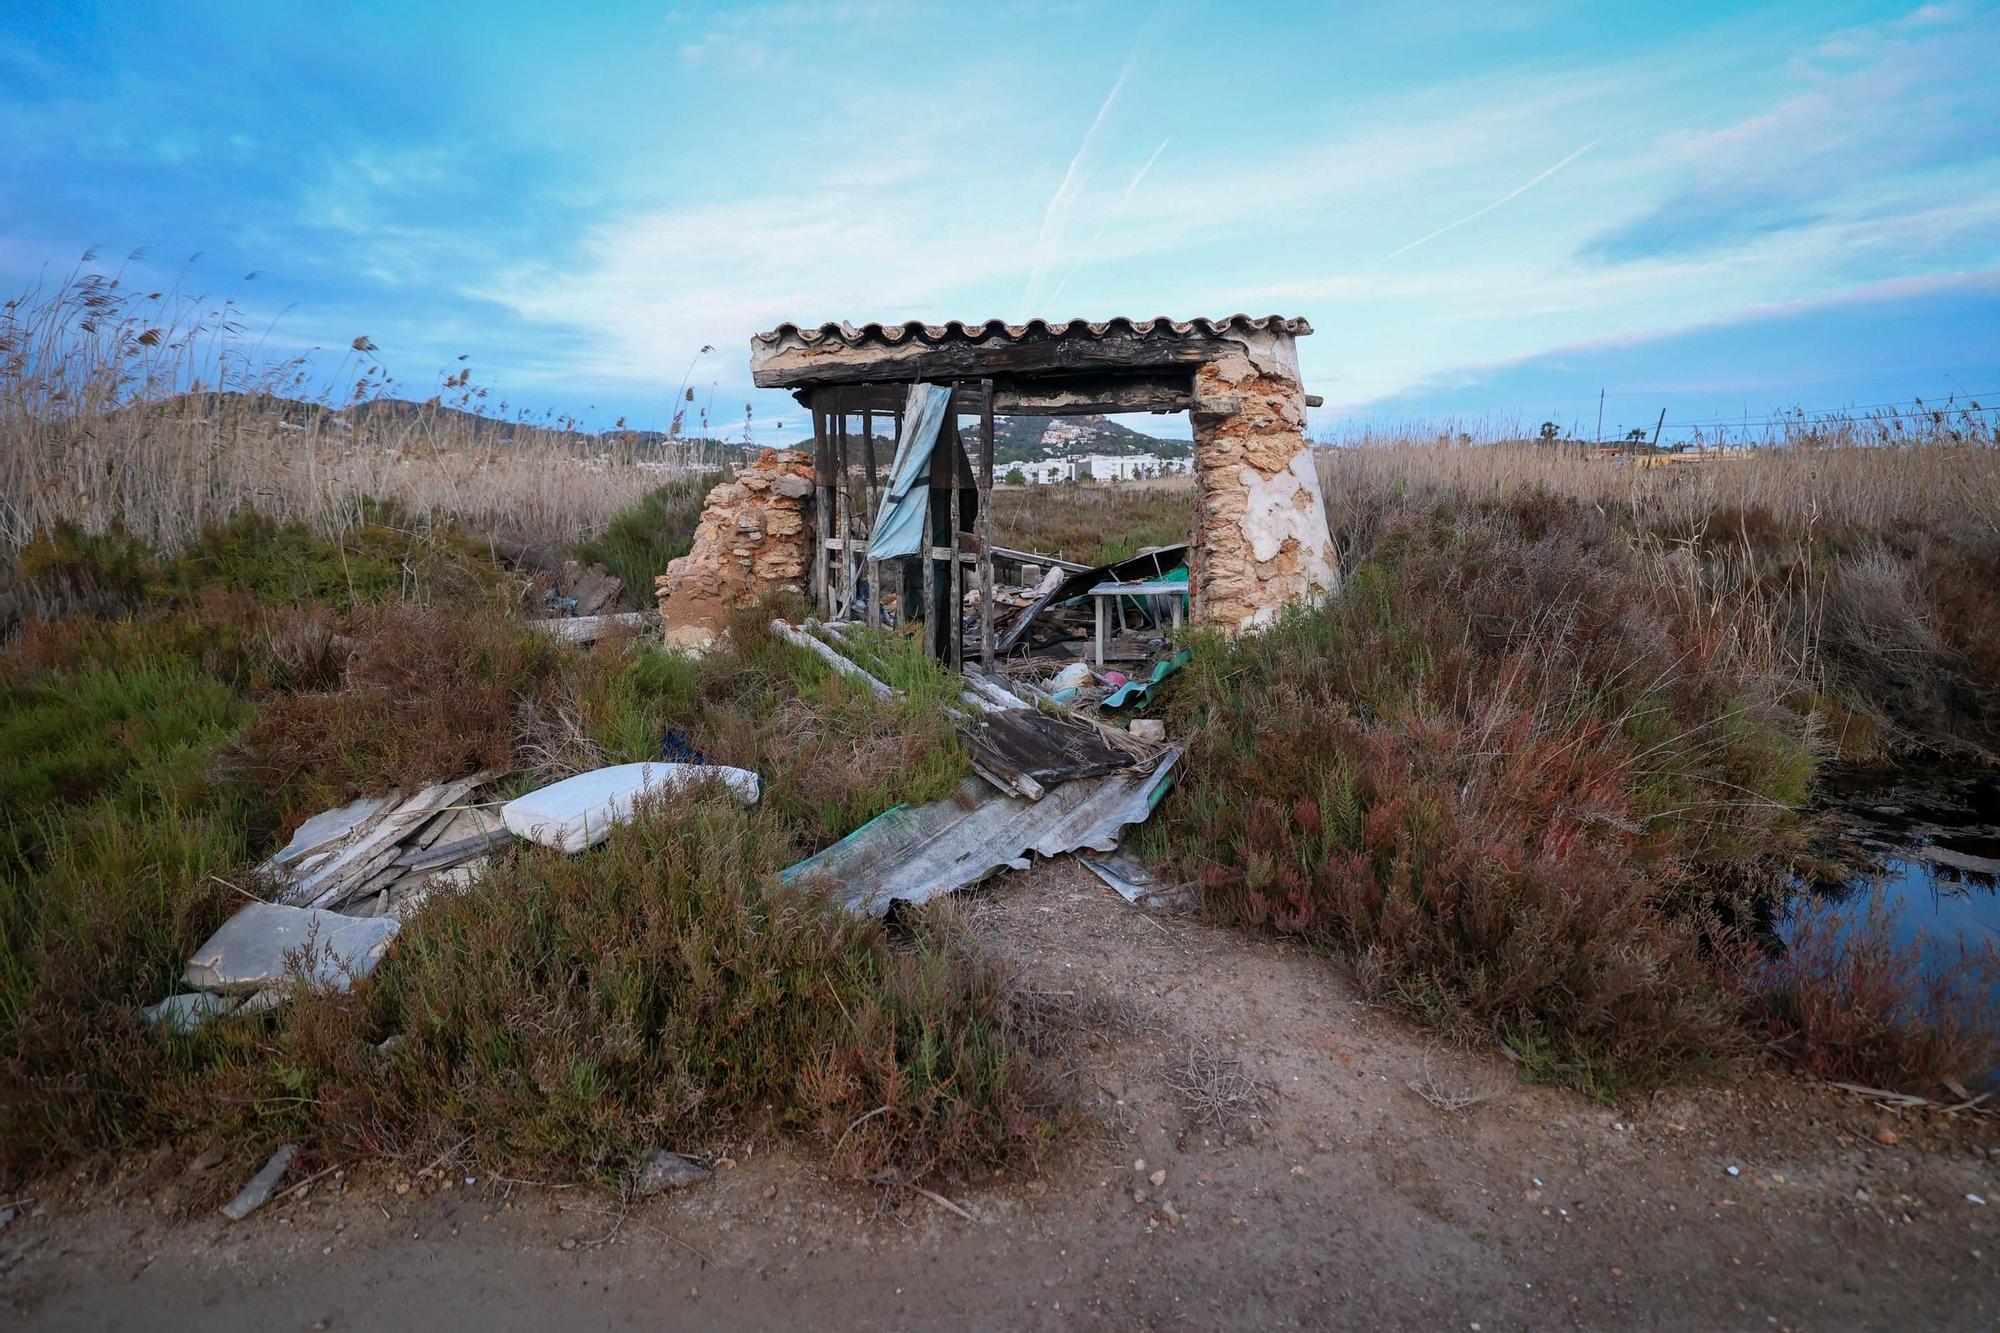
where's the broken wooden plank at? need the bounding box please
[392,827,516,873]
[288,775,488,908]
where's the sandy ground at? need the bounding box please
[4,859,1996,1331]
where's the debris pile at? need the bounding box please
[655,448,815,650]
[771,618,1184,916]
[266,775,506,917]
[143,762,765,1033]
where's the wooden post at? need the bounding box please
[947,397,963,672]
[834,409,851,620]
[978,377,995,671]
[920,388,935,658]
[811,401,832,617]
[862,403,881,630]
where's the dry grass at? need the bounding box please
[0,263,718,565]
[1318,435,2000,762]
[991,478,1196,565]
[1161,1036,1273,1134]
[1319,435,2000,546]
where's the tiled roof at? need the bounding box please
[752,315,1311,347]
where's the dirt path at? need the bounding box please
[5,860,1996,1330]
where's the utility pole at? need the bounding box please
[1650,407,1667,449]
[1596,389,1604,445]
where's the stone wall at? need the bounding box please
[653,449,814,649]
[1189,328,1340,633]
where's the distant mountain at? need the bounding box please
[990,414,1189,465]
[152,391,733,455]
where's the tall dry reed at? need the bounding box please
[0,260,719,561]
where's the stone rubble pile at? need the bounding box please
[654,448,815,650]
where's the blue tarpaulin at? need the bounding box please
[867,383,952,560]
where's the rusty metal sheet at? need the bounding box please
[963,709,1132,789]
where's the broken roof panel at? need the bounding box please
[780,750,1181,917]
[963,709,1135,789]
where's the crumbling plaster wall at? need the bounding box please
[654,448,814,649]
[1189,328,1340,633]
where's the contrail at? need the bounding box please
[1021,62,1132,315]
[1118,135,1170,208]
[1045,136,1170,310]
[1382,138,1601,262]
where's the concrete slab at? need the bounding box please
[142,991,242,1033]
[186,902,400,994]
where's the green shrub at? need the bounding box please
[571,474,721,608]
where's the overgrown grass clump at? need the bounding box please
[1153,494,1818,1095]
[178,796,1049,1183]
[570,473,721,608]
[1,566,1023,1187]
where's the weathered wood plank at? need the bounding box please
[756,331,1225,388]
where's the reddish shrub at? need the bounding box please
[1751,897,2000,1100]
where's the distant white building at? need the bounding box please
[1077,453,1189,480]
[1011,452,1192,484]
[1018,458,1080,484]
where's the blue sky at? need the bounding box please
[3,1,1997,442]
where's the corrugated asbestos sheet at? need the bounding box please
[779,749,1182,917]
[752,315,1311,350]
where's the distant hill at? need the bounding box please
[152,391,734,456]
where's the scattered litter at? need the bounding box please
[1050,662,1096,693]
[1129,719,1166,743]
[236,987,287,1018]
[187,902,400,994]
[221,1144,298,1221]
[1102,649,1192,712]
[633,1149,714,1196]
[502,761,761,852]
[1726,1165,1741,1177]
[270,773,499,916]
[263,795,395,875]
[1970,1193,1988,1206]
[997,543,1189,655]
[549,559,624,619]
[142,991,242,1033]
[660,727,711,765]
[1078,851,1187,908]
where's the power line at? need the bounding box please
[1662,391,1999,432]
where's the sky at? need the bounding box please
[3,0,1997,444]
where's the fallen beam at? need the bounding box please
[771,619,894,698]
